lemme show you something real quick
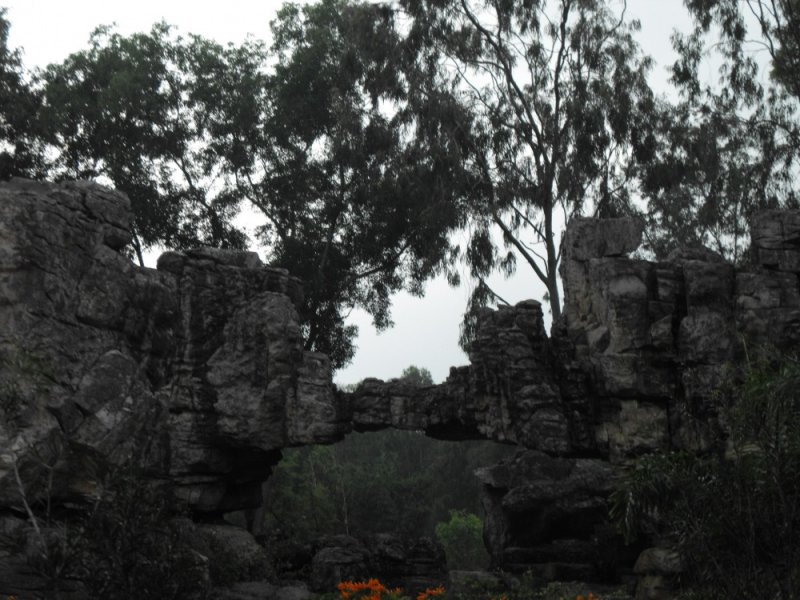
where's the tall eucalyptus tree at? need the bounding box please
[400,0,657,323]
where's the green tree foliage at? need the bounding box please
[40,23,250,264]
[399,365,434,386]
[639,0,800,261]
[766,0,800,97]
[683,0,800,99]
[611,355,800,599]
[263,429,514,550]
[34,1,469,369]
[0,8,43,180]
[399,0,657,323]
[238,0,468,367]
[435,510,488,570]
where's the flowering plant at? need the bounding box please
[417,586,446,600]
[337,579,450,600]
[338,579,405,600]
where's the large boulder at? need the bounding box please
[476,450,629,580]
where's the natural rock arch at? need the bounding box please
[2,178,800,589]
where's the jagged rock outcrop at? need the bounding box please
[0,178,344,520]
[348,299,567,453]
[476,451,624,580]
[476,211,800,582]
[3,178,800,595]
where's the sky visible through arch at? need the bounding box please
[4,0,706,385]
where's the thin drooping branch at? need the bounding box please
[493,212,549,285]
[13,459,42,538]
[479,276,511,306]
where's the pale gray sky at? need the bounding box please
[3,0,695,385]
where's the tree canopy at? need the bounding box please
[25,0,471,369]
[39,23,251,263]
[0,8,42,180]
[226,0,470,367]
[4,0,800,365]
[639,0,800,261]
[399,0,657,324]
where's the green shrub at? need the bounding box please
[611,354,800,599]
[435,510,488,570]
[3,455,207,600]
[76,471,208,600]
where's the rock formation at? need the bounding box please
[307,534,447,594]
[2,178,800,596]
[0,178,345,520]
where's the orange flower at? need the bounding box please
[338,579,391,600]
[417,585,446,600]
[369,579,388,593]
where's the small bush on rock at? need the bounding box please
[3,458,207,599]
[435,510,488,570]
[77,471,208,600]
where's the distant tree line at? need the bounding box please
[263,429,511,540]
[2,0,799,366]
[263,430,511,569]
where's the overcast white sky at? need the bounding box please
[3,0,696,385]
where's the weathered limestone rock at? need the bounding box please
[476,450,625,581]
[349,300,567,453]
[633,548,682,576]
[0,178,341,519]
[214,582,314,600]
[751,209,800,272]
[190,523,273,584]
[0,179,174,514]
[486,210,800,576]
[308,534,447,594]
[4,179,800,594]
[633,548,682,600]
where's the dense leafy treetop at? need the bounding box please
[229,0,471,367]
[40,23,249,261]
[22,0,473,369]
[399,365,434,386]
